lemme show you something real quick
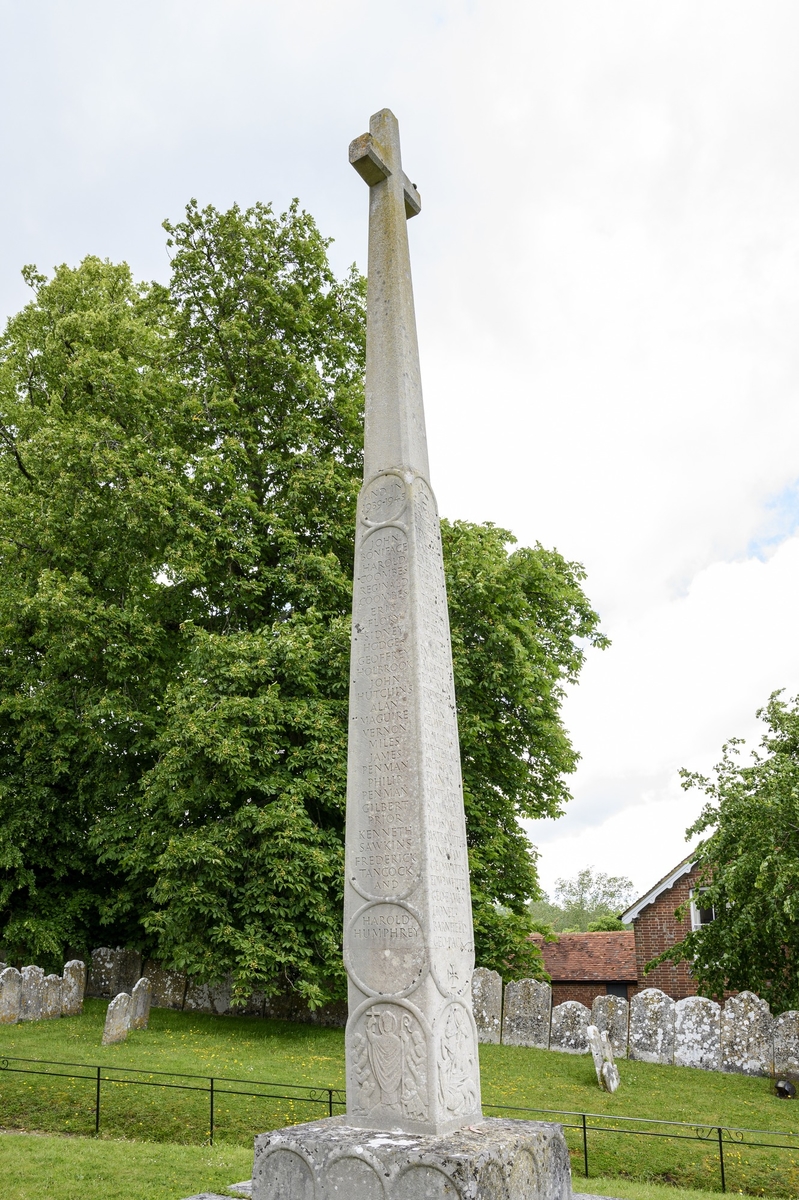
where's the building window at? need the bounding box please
[606,982,628,1000]
[690,888,714,931]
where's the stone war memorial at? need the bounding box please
[250,109,572,1200]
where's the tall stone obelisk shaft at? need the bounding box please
[344,108,482,1136]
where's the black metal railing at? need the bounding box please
[2,1054,798,1193]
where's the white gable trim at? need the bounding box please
[620,859,694,923]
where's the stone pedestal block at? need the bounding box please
[0,966,21,1024]
[722,992,773,1076]
[130,977,153,1030]
[42,974,63,1020]
[472,968,502,1044]
[501,979,551,1048]
[550,1002,590,1054]
[20,965,44,1021]
[590,994,629,1059]
[674,996,720,1070]
[253,1116,572,1200]
[61,960,86,1016]
[628,989,675,1064]
[102,992,132,1045]
[774,1011,799,1079]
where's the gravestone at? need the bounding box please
[88,947,141,998]
[550,1001,590,1054]
[61,960,87,1016]
[674,996,721,1070]
[591,993,629,1059]
[130,977,153,1031]
[185,978,232,1016]
[249,108,573,1200]
[102,992,132,1045]
[586,1024,620,1093]
[42,974,63,1020]
[628,988,675,1064]
[471,967,502,1044]
[19,965,44,1021]
[773,1011,799,1079]
[501,979,552,1048]
[0,966,21,1024]
[143,960,187,1010]
[721,992,774,1076]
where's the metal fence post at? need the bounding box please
[210,1078,215,1146]
[717,1127,726,1193]
[328,1088,334,1118]
[95,1066,101,1135]
[582,1113,589,1177]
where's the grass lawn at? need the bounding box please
[1,1001,798,1197]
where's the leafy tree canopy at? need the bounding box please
[0,200,606,1003]
[529,867,634,933]
[652,692,799,1012]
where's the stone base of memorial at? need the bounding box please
[252,1115,572,1200]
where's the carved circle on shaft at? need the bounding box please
[359,470,408,527]
[345,899,428,998]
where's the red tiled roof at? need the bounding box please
[531,932,637,982]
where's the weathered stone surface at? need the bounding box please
[102,992,132,1045]
[674,996,720,1070]
[130,977,153,1030]
[774,1011,799,1079]
[591,994,629,1059]
[87,947,142,998]
[550,1002,590,1054]
[629,989,675,1064]
[586,1024,619,1092]
[253,1115,572,1200]
[117,948,142,994]
[0,966,21,1024]
[42,973,63,1020]
[472,968,502,1044]
[722,992,774,1076]
[501,979,551,1048]
[61,960,86,1017]
[143,960,187,1010]
[185,978,232,1015]
[19,965,44,1021]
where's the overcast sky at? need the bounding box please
[2,1,798,899]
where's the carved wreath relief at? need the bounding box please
[352,1003,428,1121]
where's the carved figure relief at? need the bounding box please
[438,1002,478,1117]
[352,1004,428,1121]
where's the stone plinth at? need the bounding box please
[19,965,44,1021]
[674,996,720,1071]
[721,992,773,1076]
[629,989,675,1064]
[102,992,131,1045]
[0,966,21,1024]
[774,1011,799,1079]
[61,960,86,1016]
[130,977,153,1030]
[253,1116,572,1200]
[590,994,629,1059]
[42,974,63,1019]
[471,968,502,1044]
[550,1002,590,1054]
[501,979,551,1048]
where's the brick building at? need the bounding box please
[620,856,711,1000]
[532,931,638,1007]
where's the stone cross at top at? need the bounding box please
[349,109,428,482]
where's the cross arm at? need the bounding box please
[349,132,421,219]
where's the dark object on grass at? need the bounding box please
[775,1079,796,1099]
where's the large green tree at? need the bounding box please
[0,200,606,1003]
[653,692,799,1012]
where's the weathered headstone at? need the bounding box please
[674,996,721,1070]
[471,968,502,1044]
[248,108,573,1200]
[0,966,21,1024]
[721,991,774,1076]
[42,974,63,1020]
[185,978,232,1016]
[19,965,44,1021]
[61,960,87,1016]
[143,961,187,1010]
[587,1024,620,1093]
[501,979,552,1048]
[591,993,629,1059]
[773,1011,799,1079]
[88,947,142,998]
[628,988,675,1064]
[130,977,153,1031]
[550,1001,590,1054]
[102,992,132,1045]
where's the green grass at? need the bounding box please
[1,1002,798,1197]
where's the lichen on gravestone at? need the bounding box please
[130,977,153,1030]
[628,988,675,1064]
[61,960,86,1016]
[143,960,187,1009]
[591,993,629,1059]
[722,992,774,1076]
[102,992,132,1045]
[472,968,502,1044]
[587,1023,620,1092]
[773,1011,799,1079]
[550,1001,590,1053]
[19,965,44,1022]
[674,996,721,1070]
[42,974,63,1020]
[0,966,22,1024]
[501,979,551,1048]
